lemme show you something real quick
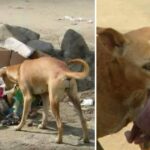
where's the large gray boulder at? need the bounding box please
[27,40,55,56]
[69,64,94,91]
[68,55,94,91]
[82,51,95,91]
[61,29,90,59]
[61,29,95,91]
[0,24,40,43]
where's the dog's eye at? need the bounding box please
[142,63,150,70]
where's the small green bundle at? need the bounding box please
[13,88,23,116]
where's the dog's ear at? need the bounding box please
[97,27,127,55]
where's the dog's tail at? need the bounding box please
[65,59,89,79]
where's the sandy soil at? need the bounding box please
[0,1,95,150]
[0,0,94,49]
[97,0,150,149]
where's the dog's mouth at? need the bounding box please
[125,123,150,144]
[125,90,150,144]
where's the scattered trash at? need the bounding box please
[64,16,74,21]
[87,19,94,24]
[58,16,94,25]
[68,98,94,107]
[0,99,9,115]
[80,98,94,106]
[0,113,20,126]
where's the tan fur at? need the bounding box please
[97,27,150,150]
[1,56,89,144]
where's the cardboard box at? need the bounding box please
[0,49,11,67]
[10,51,26,65]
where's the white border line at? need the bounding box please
[95,0,97,149]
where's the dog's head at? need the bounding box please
[97,27,150,138]
[97,27,150,88]
[0,64,20,90]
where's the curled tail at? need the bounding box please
[65,59,89,79]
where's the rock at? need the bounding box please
[61,29,90,59]
[60,29,94,91]
[77,78,94,91]
[68,58,94,91]
[27,40,55,55]
[85,51,95,81]
[80,51,95,91]
[0,24,40,43]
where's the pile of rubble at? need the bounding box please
[0,24,94,91]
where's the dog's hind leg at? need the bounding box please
[66,79,89,143]
[38,93,49,129]
[15,88,32,131]
[49,84,63,144]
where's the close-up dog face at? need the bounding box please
[97,26,150,150]
[97,1,150,149]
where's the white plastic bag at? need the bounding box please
[0,37,35,58]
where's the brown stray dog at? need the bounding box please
[0,56,89,144]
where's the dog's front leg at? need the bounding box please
[15,92,32,131]
[38,93,49,129]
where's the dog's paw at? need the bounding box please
[38,124,46,129]
[56,138,63,144]
[14,126,21,131]
[83,137,90,143]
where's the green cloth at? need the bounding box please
[13,89,37,116]
[13,89,24,116]
[14,89,23,104]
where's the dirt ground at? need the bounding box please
[97,0,150,150]
[0,90,95,150]
[0,1,95,150]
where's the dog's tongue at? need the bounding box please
[135,93,150,135]
[125,123,143,144]
[125,125,150,144]
[125,91,150,144]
